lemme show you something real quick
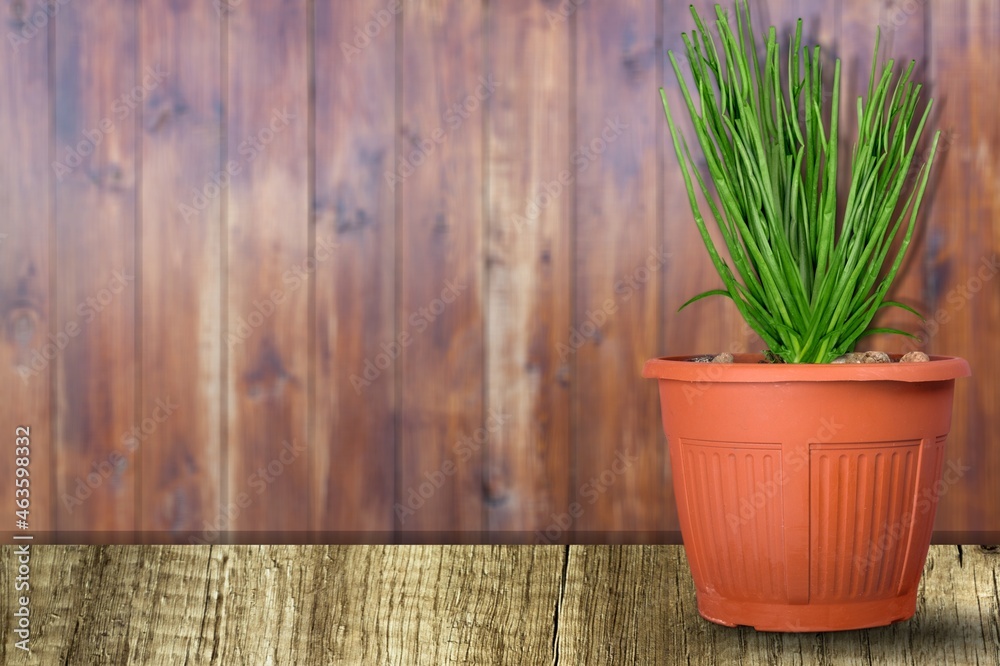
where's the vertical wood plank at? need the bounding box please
[138,0,222,539]
[573,0,664,541]
[485,0,571,539]
[226,0,311,536]
[556,546,675,663]
[313,0,396,538]
[926,0,1000,535]
[398,0,486,539]
[53,0,138,536]
[759,0,838,42]
[0,0,54,536]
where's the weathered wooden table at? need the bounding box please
[1,545,997,664]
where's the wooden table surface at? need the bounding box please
[1,545,998,665]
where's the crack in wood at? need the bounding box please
[551,544,571,665]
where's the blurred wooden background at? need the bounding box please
[0,0,997,543]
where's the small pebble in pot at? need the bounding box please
[831,351,891,363]
[900,350,930,363]
[711,352,734,363]
[689,355,715,363]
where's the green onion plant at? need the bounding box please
[661,1,938,363]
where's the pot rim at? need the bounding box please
[642,353,971,383]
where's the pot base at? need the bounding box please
[696,590,917,632]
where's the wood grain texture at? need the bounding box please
[225,0,311,536]
[53,0,137,534]
[557,545,675,661]
[398,0,486,538]
[312,0,396,537]
[485,0,572,539]
[925,0,1000,537]
[0,0,997,544]
[137,0,222,538]
[0,0,54,534]
[559,545,1000,665]
[573,0,666,540]
[1,545,997,664]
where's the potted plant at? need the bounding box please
[643,1,970,631]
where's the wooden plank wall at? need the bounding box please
[926,0,1000,539]
[138,0,222,539]
[225,0,312,537]
[0,0,54,536]
[485,0,571,540]
[313,0,397,540]
[53,0,138,537]
[398,0,486,540]
[0,0,996,543]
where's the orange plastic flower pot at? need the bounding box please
[642,353,971,631]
